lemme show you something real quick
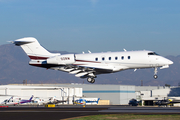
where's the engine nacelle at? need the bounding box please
[47,54,75,65]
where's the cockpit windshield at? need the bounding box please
[148,52,159,56]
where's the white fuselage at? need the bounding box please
[73,51,173,73]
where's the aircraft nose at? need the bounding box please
[164,58,173,65]
[161,57,173,65]
[168,60,173,65]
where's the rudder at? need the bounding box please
[14,37,59,60]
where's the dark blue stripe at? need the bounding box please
[83,90,135,93]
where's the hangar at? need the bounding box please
[44,84,136,105]
[139,86,180,106]
[0,84,136,105]
[0,85,82,104]
[10,84,136,105]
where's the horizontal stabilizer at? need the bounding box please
[13,37,36,46]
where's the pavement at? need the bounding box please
[0,105,180,120]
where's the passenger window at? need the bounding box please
[95,58,98,61]
[102,57,105,61]
[109,57,111,60]
[121,56,124,60]
[115,57,118,60]
[128,56,130,59]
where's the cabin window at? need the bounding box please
[102,57,105,61]
[121,56,124,60]
[109,57,111,60]
[95,58,98,61]
[115,57,118,60]
[128,56,130,59]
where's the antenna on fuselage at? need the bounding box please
[123,49,127,52]
[88,50,91,53]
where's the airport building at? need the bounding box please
[0,84,180,106]
[52,84,136,105]
[10,84,136,105]
[0,85,82,105]
[138,86,180,106]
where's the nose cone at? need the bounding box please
[164,58,173,65]
[168,60,173,65]
[160,57,173,65]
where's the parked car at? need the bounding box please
[128,99,138,106]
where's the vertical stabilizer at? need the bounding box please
[96,98,100,104]
[14,37,59,60]
[29,95,34,100]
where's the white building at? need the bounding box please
[2,84,179,106]
[0,85,82,104]
[137,86,180,106]
[16,84,136,105]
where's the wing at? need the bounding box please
[50,64,128,78]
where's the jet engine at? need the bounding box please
[47,54,75,65]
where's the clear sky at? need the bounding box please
[0,0,180,56]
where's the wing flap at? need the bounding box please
[49,64,128,78]
[69,70,81,74]
[75,72,89,77]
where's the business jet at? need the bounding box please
[74,98,100,105]
[1,96,21,106]
[12,37,173,83]
[19,95,33,104]
[47,96,67,105]
[32,97,46,105]
[155,98,180,107]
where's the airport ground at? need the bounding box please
[0,105,180,120]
